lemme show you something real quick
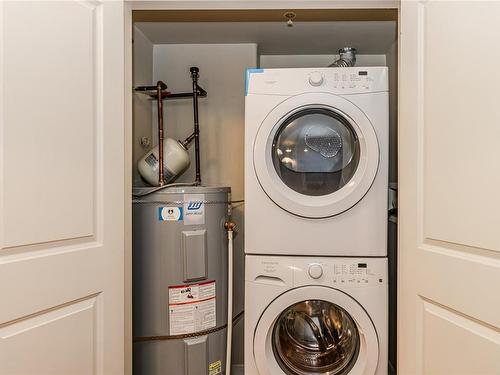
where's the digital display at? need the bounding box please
[358,263,367,268]
[358,71,368,76]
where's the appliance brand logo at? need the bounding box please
[187,201,203,211]
[183,194,205,225]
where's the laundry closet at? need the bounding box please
[131,9,398,375]
[2,3,499,375]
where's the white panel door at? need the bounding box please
[0,1,125,374]
[399,1,500,374]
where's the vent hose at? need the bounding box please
[329,47,357,67]
[224,221,236,375]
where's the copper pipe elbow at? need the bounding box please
[224,221,236,231]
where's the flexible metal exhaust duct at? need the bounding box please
[329,47,357,67]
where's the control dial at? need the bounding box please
[308,71,324,86]
[308,263,324,279]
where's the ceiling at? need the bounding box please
[135,21,397,55]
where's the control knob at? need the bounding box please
[308,71,324,86]
[308,263,323,279]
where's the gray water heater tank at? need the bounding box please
[132,186,230,375]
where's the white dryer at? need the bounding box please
[245,255,388,375]
[245,67,388,256]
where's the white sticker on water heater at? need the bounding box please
[183,194,205,225]
[158,206,183,221]
[168,280,216,335]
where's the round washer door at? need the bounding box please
[253,92,379,218]
[253,286,379,375]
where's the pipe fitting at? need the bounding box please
[329,47,357,67]
[224,221,236,232]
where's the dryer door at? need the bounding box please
[253,92,379,218]
[253,286,379,375]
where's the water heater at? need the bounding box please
[133,186,231,375]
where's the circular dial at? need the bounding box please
[308,71,324,86]
[308,263,324,279]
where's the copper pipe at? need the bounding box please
[156,81,166,186]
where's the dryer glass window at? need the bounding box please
[272,108,360,196]
[272,299,360,375]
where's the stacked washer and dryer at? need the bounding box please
[244,67,389,375]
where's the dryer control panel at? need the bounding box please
[330,70,376,90]
[306,70,377,91]
[246,67,388,96]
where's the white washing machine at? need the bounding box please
[245,67,388,256]
[245,255,387,375]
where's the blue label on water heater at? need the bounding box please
[158,207,183,221]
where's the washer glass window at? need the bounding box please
[272,299,360,375]
[272,108,360,196]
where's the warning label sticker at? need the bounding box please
[168,280,216,335]
[209,360,222,375]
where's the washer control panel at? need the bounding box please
[246,255,387,288]
[331,262,381,285]
[295,257,387,288]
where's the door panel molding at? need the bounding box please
[0,293,100,337]
[399,1,500,373]
[418,246,500,328]
[0,1,124,373]
[423,238,500,260]
[0,237,99,257]
[1,0,106,249]
[420,297,500,375]
[0,294,101,375]
[420,1,500,252]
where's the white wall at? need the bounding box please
[152,43,257,366]
[152,44,256,194]
[259,53,386,68]
[132,26,153,185]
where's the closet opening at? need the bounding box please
[130,8,398,375]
